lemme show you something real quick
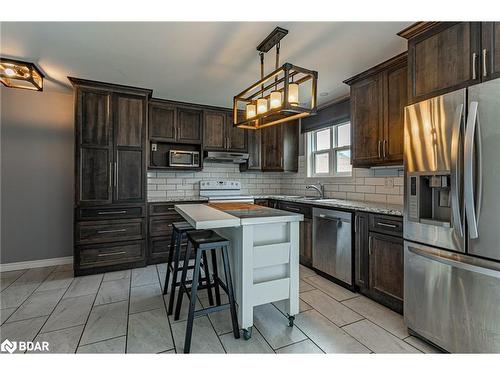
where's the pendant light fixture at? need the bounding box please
[0,58,44,91]
[234,27,318,130]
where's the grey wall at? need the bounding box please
[1,87,74,264]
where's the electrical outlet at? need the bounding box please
[151,143,157,152]
[384,178,394,188]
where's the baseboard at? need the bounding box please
[0,256,73,272]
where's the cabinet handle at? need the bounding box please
[472,52,477,80]
[285,206,301,212]
[98,251,126,257]
[369,236,372,256]
[114,162,118,187]
[378,140,382,158]
[97,228,127,234]
[98,210,127,215]
[483,49,488,77]
[383,140,387,159]
[355,216,359,233]
[377,222,398,229]
[109,163,113,188]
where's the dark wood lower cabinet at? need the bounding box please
[300,217,313,268]
[354,212,404,313]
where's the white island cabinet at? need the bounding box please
[175,203,303,339]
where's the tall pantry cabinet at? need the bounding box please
[70,77,152,276]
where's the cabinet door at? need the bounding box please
[226,112,247,152]
[350,75,383,166]
[149,102,176,142]
[203,111,226,150]
[369,232,404,307]
[409,22,481,102]
[114,94,145,203]
[77,90,113,204]
[300,217,313,268]
[354,213,369,290]
[383,63,406,163]
[177,107,202,144]
[261,124,283,171]
[481,22,500,81]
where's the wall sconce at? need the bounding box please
[0,58,44,91]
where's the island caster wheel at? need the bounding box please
[287,315,295,327]
[242,327,252,340]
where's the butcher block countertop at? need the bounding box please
[175,203,303,229]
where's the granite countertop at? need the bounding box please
[147,195,403,217]
[254,195,404,217]
[148,196,208,203]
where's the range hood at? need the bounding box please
[204,151,249,164]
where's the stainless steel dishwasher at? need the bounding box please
[312,208,353,286]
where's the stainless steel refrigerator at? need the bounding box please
[404,78,500,353]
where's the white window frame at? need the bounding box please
[306,122,352,178]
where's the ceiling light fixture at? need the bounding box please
[233,27,318,130]
[0,58,44,91]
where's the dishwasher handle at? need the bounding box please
[318,213,344,227]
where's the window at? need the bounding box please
[307,122,352,177]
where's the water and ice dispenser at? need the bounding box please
[407,174,452,227]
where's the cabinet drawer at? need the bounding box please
[77,205,145,220]
[149,202,178,216]
[149,215,183,237]
[76,219,145,245]
[369,214,403,236]
[277,201,312,218]
[78,240,145,268]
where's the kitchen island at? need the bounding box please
[175,202,303,339]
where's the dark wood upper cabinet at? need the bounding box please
[149,101,176,142]
[345,53,407,168]
[481,22,500,81]
[80,90,111,147]
[71,77,151,207]
[226,112,247,152]
[261,120,299,172]
[368,232,404,306]
[384,62,407,163]
[115,96,144,147]
[349,75,383,166]
[204,110,226,150]
[399,22,482,103]
[177,107,202,144]
[203,110,247,152]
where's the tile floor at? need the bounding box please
[0,263,441,354]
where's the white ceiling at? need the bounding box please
[0,22,411,108]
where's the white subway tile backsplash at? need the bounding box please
[147,157,403,205]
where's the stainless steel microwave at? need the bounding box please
[169,150,200,168]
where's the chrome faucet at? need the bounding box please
[306,182,325,199]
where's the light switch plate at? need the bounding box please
[384,178,394,188]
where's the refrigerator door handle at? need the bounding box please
[407,244,500,277]
[465,101,483,239]
[451,104,464,238]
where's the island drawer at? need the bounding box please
[277,201,312,218]
[78,240,145,268]
[76,219,146,245]
[369,214,403,236]
[76,205,145,220]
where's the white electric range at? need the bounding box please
[199,180,254,203]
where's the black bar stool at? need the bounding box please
[175,230,240,353]
[163,222,214,315]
